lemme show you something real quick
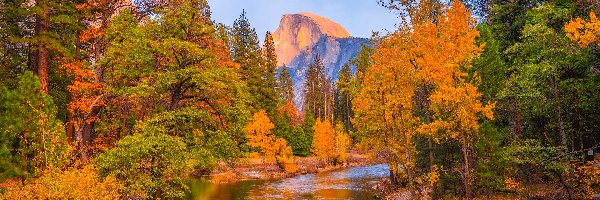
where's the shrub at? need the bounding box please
[1,165,121,200]
[96,133,192,199]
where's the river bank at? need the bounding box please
[191,163,390,199]
[207,151,385,184]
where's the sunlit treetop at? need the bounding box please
[565,12,600,47]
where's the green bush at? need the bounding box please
[96,133,193,199]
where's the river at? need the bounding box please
[189,164,390,200]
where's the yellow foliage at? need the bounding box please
[274,139,298,173]
[568,162,600,199]
[425,165,440,187]
[504,178,522,191]
[246,110,297,172]
[1,165,121,200]
[565,12,600,47]
[246,110,277,159]
[354,2,491,194]
[334,122,351,165]
[312,118,336,163]
[311,119,351,166]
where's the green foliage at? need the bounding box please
[274,116,311,156]
[500,4,592,145]
[472,24,507,102]
[96,133,192,199]
[277,66,295,103]
[334,64,354,132]
[231,10,277,113]
[135,108,243,171]
[473,122,510,194]
[503,139,571,174]
[96,4,252,196]
[0,71,70,180]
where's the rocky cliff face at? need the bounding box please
[273,12,368,108]
[273,12,350,66]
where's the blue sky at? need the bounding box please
[206,0,399,41]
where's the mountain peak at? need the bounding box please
[273,12,350,66]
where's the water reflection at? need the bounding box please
[190,164,389,200]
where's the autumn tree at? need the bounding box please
[61,0,138,162]
[565,11,600,47]
[311,118,349,165]
[333,122,351,165]
[353,29,420,190]
[246,110,297,172]
[311,118,336,164]
[356,2,492,198]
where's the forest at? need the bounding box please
[0,0,599,199]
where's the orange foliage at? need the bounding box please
[311,119,351,165]
[62,60,104,121]
[246,110,297,172]
[312,118,336,163]
[565,12,600,47]
[62,59,104,162]
[354,1,492,193]
[1,165,121,200]
[278,101,302,125]
[568,162,600,199]
[246,110,277,158]
[333,122,351,165]
[504,177,522,191]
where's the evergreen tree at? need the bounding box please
[231,10,274,112]
[303,54,332,119]
[334,64,354,131]
[0,71,70,180]
[261,31,279,112]
[278,65,294,103]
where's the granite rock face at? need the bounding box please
[273,12,350,66]
[273,12,368,108]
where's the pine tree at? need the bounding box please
[230,11,279,114]
[278,65,294,103]
[303,54,332,119]
[334,64,353,131]
[261,31,278,113]
[0,71,70,179]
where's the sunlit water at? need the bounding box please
[190,164,389,200]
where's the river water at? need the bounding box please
[190,164,390,200]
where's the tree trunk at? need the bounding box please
[428,137,434,171]
[35,0,50,94]
[345,93,351,130]
[389,160,399,184]
[554,170,573,200]
[461,144,473,200]
[423,84,435,171]
[552,77,566,147]
[510,99,524,140]
[73,119,88,163]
